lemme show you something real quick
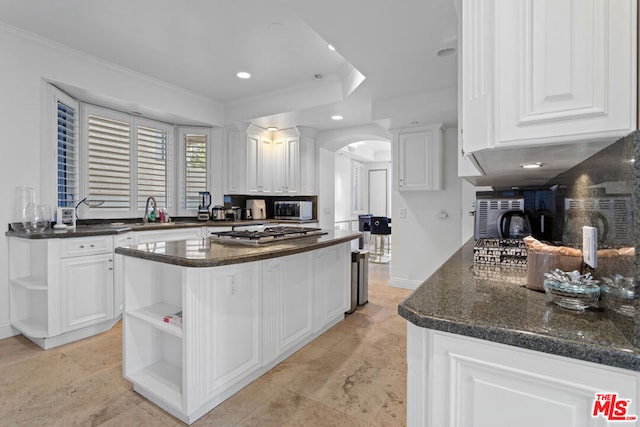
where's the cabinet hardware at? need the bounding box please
[79,245,84,248]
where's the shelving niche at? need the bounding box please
[123,257,184,411]
[9,238,49,337]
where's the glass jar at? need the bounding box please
[11,186,36,231]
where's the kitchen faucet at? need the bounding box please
[144,196,157,223]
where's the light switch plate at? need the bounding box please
[582,226,597,268]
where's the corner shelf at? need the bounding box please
[127,302,183,338]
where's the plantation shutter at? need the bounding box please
[87,115,131,209]
[56,100,77,207]
[137,125,168,210]
[184,133,208,210]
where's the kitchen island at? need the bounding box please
[115,230,359,424]
[398,240,640,427]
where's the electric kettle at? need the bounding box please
[497,211,532,239]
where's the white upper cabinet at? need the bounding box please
[461,0,637,152]
[226,124,316,195]
[395,124,444,191]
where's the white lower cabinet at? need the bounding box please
[135,226,204,244]
[121,242,351,424]
[407,324,640,427]
[262,252,314,365]
[8,236,117,349]
[313,244,349,330]
[59,253,114,333]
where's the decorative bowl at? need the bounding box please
[600,276,635,317]
[543,278,600,311]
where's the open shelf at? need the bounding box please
[128,360,182,409]
[127,303,182,338]
[11,276,47,291]
[11,318,48,338]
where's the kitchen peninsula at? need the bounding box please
[115,229,359,424]
[398,241,640,427]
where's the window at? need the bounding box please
[87,114,131,210]
[56,97,78,207]
[183,132,208,210]
[352,160,364,213]
[137,124,168,210]
[48,84,212,219]
[80,104,174,218]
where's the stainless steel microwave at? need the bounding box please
[274,201,313,220]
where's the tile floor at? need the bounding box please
[0,263,411,426]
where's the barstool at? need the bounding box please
[369,216,391,263]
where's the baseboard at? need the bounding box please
[390,277,423,290]
[0,323,20,340]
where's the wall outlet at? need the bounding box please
[399,208,407,218]
[582,226,597,268]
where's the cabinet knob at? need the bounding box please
[90,244,95,248]
[79,245,84,249]
[108,267,113,271]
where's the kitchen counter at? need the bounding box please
[5,219,278,239]
[115,229,360,268]
[398,239,640,371]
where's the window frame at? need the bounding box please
[79,103,175,219]
[176,127,212,217]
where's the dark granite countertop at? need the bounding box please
[5,219,287,239]
[398,240,640,372]
[115,229,360,267]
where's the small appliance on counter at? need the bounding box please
[274,201,312,220]
[198,191,211,221]
[246,199,266,220]
[497,210,532,239]
[211,205,226,221]
[474,198,526,239]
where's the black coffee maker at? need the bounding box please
[198,191,211,220]
[497,211,532,238]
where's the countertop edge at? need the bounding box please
[398,304,640,371]
[114,233,360,267]
[397,240,640,372]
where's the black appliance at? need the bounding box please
[474,198,525,239]
[497,211,532,239]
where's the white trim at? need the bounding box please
[0,323,20,340]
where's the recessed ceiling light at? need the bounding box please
[436,47,457,57]
[236,71,251,79]
[267,126,278,132]
[328,44,336,51]
[520,162,544,169]
[331,115,343,121]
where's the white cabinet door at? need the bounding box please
[248,135,272,194]
[272,136,301,195]
[313,243,349,331]
[408,325,640,427]
[226,126,247,194]
[201,263,262,398]
[298,130,316,195]
[263,252,314,365]
[461,0,636,152]
[397,124,444,191]
[59,254,114,333]
[272,137,287,194]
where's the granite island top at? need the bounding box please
[398,240,640,372]
[5,219,314,239]
[115,229,360,267]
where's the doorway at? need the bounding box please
[368,169,388,217]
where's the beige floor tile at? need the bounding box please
[0,263,409,426]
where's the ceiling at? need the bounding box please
[0,0,459,131]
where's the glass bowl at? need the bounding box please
[600,277,635,317]
[543,278,600,311]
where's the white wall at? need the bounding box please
[0,25,224,339]
[390,126,465,289]
[334,155,353,223]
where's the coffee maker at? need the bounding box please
[198,191,211,220]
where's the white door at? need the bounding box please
[368,169,388,217]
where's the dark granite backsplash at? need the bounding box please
[545,132,640,346]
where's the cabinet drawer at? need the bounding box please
[60,236,114,258]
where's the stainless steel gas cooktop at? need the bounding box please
[209,226,327,245]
